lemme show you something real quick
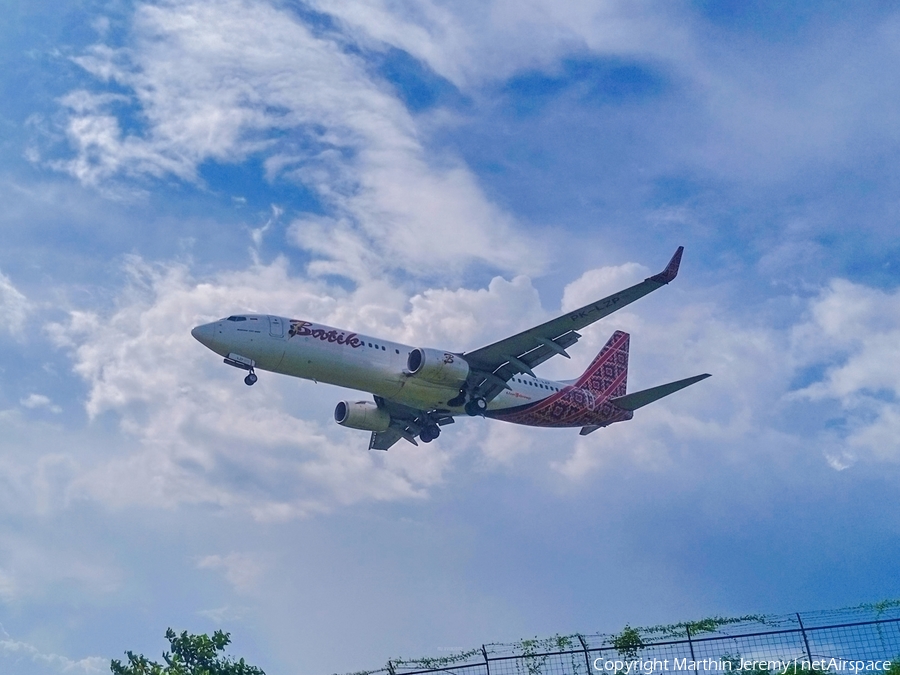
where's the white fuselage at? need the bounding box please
[191,314,560,413]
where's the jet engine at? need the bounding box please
[406,348,470,386]
[334,400,391,432]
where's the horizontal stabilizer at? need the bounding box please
[609,373,711,411]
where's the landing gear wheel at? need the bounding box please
[244,372,258,386]
[420,424,440,443]
[465,397,486,416]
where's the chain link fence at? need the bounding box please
[339,602,900,675]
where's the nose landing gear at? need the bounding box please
[224,353,258,386]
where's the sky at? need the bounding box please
[1,0,900,673]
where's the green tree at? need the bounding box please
[110,628,265,675]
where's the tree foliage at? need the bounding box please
[110,628,265,675]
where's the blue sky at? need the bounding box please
[1,1,900,673]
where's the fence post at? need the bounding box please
[797,613,813,662]
[482,645,491,675]
[686,625,696,661]
[578,634,592,674]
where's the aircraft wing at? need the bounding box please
[367,397,455,451]
[462,246,684,401]
[369,428,404,451]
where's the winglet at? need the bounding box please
[648,246,684,285]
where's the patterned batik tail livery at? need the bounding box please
[490,331,635,429]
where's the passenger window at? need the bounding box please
[382,346,386,351]
[395,349,399,354]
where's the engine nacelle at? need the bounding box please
[406,348,470,386]
[334,400,391,432]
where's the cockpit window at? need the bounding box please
[226,316,247,321]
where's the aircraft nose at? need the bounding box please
[191,322,216,348]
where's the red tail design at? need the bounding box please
[575,330,629,399]
[489,330,632,428]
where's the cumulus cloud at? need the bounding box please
[48,256,453,519]
[791,279,900,463]
[37,244,900,522]
[45,250,685,517]
[47,254,585,518]
[398,274,545,351]
[560,262,648,312]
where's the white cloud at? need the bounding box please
[560,262,648,313]
[39,243,900,520]
[398,274,545,351]
[791,279,900,462]
[0,270,30,336]
[309,0,900,186]
[479,422,537,467]
[20,394,62,413]
[196,552,264,593]
[47,253,665,517]
[53,0,540,280]
[307,0,688,88]
[48,257,452,518]
[0,633,107,675]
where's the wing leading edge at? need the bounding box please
[462,246,685,402]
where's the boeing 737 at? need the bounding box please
[191,247,710,450]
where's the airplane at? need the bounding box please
[191,246,710,450]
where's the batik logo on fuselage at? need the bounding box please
[289,320,363,348]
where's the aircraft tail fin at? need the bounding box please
[609,373,711,411]
[576,330,630,399]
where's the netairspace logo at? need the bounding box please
[591,658,893,673]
